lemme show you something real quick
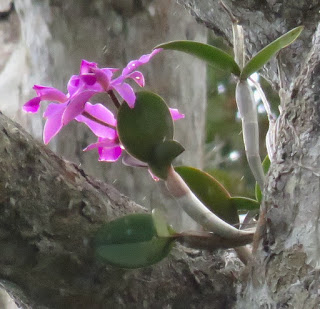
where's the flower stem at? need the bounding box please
[108,90,121,109]
[81,111,116,129]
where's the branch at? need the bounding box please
[0,112,237,308]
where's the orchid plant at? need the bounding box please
[23,10,303,268]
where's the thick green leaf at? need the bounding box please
[241,26,303,80]
[152,209,171,237]
[230,197,260,211]
[206,168,247,197]
[149,140,185,179]
[261,155,271,174]
[156,41,241,76]
[94,214,173,269]
[255,185,262,203]
[175,166,239,225]
[95,239,172,269]
[117,91,174,163]
[255,155,271,202]
[153,140,184,166]
[95,214,155,246]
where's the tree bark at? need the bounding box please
[177,0,320,308]
[0,112,238,308]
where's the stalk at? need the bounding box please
[236,80,265,189]
[165,167,255,240]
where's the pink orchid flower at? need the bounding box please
[80,48,162,108]
[23,49,162,144]
[23,77,106,144]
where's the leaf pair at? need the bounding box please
[94,206,255,269]
[156,26,303,80]
[117,91,184,179]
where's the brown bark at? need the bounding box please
[177,0,320,308]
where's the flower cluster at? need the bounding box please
[23,49,184,162]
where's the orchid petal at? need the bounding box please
[81,74,97,86]
[77,75,104,92]
[83,102,117,126]
[84,137,122,162]
[76,116,117,139]
[92,68,113,90]
[76,102,117,138]
[122,49,162,76]
[80,60,98,74]
[169,108,185,120]
[33,85,67,102]
[43,103,67,144]
[127,71,145,87]
[83,142,100,152]
[98,144,122,162]
[112,83,136,108]
[62,90,98,125]
[83,139,114,152]
[67,75,81,96]
[148,169,160,181]
[103,68,119,73]
[23,97,41,113]
[139,48,162,62]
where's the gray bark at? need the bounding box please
[1,0,207,232]
[177,0,320,308]
[0,112,237,308]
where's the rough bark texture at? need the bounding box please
[1,0,207,233]
[0,112,238,308]
[177,0,320,308]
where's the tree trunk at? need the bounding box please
[1,0,207,231]
[177,0,320,308]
